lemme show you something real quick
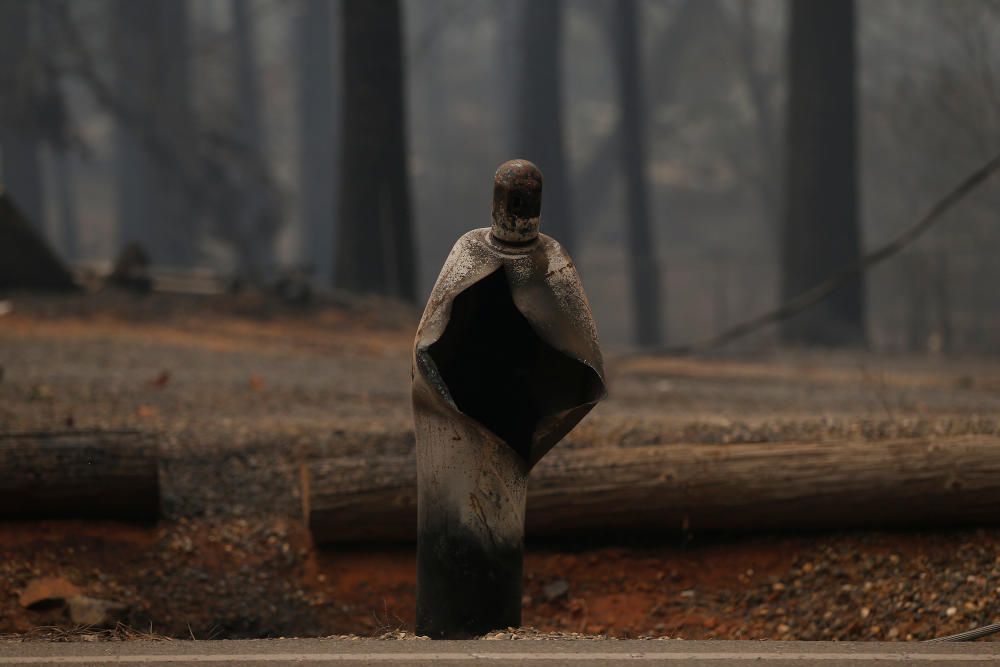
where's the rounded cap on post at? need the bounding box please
[491,159,543,244]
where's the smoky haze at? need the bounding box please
[1,0,998,352]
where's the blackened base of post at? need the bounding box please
[413,404,529,640]
[416,522,522,639]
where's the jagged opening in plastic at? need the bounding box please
[427,268,600,463]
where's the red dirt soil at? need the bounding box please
[3,519,999,641]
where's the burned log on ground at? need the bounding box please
[305,435,1000,543]
[0,189,76,291]
[0,430,160,520]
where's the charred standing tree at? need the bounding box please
[296,0,339,286]
[336,0,416,301]
[51,148,78,261]
[112,0,155,252]
[112,0,199,266]
[230,0,280,280]
[513,0,574,252]
[0,0,45,228]
[733,1,781,227]
[233,1,264,165]
[38,0,78,260]
[612,0,663,347]
[576,0,716,241]
[780,0,865,346]
[150,0,198,266]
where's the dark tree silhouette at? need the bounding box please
[576,0,717,243]
[112,0,156,254]
[336,0,416,301]
[297,0,339,286]
[612,0,663,347]
[26,0,78,259]
[41,0,78,261]
[514,0,574,252]
[230,0,279,279]
[112,0,199,266]
[233,1,263,159]
[781,0,866,346]
[732,1,781,227]
[0,0,44,228]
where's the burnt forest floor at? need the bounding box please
[1,290,999,641]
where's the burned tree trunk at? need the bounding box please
[151,0,198,266]
[233,0,264,163]
[153,0,198,266]
[38,2,78,260]
[612,0,663,347]
[112,0,155,252]
[230,0,279,280]
[335,0,416,301]
[305,435,1000,543]
[51,151,78,261]
[0,0,45,228]
[0,431,159,521]
[514,0,574,252]
[932,248,953,354]
[112,0,198,266]
[733,1,781,227]
[296,0,339,287]
[575,0,716,241]
[780,0,865,346]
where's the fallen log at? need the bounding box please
[305,435,1000,543]
[0,430,160,520]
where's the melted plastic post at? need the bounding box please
[413,160,605,639]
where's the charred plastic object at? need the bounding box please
[412,159,606,638]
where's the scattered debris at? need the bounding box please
[480,627,618,640]
[374,630,428,640]
[0,623,171,642]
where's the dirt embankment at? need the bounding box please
[1,292,999,640]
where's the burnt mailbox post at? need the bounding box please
[412,159,606,638]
